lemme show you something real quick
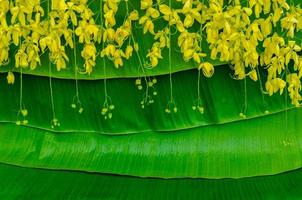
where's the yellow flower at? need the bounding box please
[75,20,100,43]
[265,78,286,96]
[124,45,133,59]
[147,7,160,19]
[139,16,155,34]
[199,62,214,78]
[287,73,302,107]
[15,49,28,68]
[141,0,152,10]
[0,0,9,14]
[81,43,97,73]
[51,0,67,10]
[129,10,139,21]
[249,0,264,18]
[146,42,163,68]
[101,44,116,58]
[259,17,272,38]
[115,27,130,47]
[281,9,300,38]
[64,2,78,25]
[248,70,258,81]
[81,43,96,60]
[159,5,172,16]
[51,46,69,71]
[7,71,15,84]
[104,9,116,27]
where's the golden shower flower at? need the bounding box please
[51,0,67,10]
[6,71,15,85]
[199,62,214,78]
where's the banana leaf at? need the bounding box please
[0,108,301,179]
[0,163,302,199]
[0,1,301,79]
[0,0,223,80]
[0,66,291,134]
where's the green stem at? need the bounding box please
[19,67,23,111]
[72,24,80,103]
[47,0,56,123]
[256,67,267,111]
[243,78,248,114]
[168,0,173,102]
[126,0,150,96]
[285,66,288,132]
[49,61,56,120]
[100,0,108,100]
[197,69,201,101]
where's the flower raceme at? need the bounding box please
[0,0,302,107]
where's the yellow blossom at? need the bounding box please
[199,62,214,78]
[7,71,15,84]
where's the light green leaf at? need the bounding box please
[0,108,301,178]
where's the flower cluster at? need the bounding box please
[1,0,302,110]
[100,0,139,68]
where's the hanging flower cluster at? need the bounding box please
[1,0,302,109]
[100,2,139,69]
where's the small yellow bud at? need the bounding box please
[199,62,214,78]
[134,43,139,51]
[198,106,204,114]
[173,107,178,113]
[21,109,28,117]
[7,72,15,85]
[248,70,258,81]
[129,10,139,21]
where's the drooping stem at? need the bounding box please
[242,78,248,116]
[49,61,56,121]
[126,0,154,106]
[47,1,57,126]
[72,24,81,108]
[168,0,173,103]
[19,67,23,111]
[100,0,114,120]
[285,65,288,132]
[126,0,148,79]
[100,0,108,100]
[103,53,108,100]
[16,38,27,125]
[197,69,201,101]
[197,17,204,105]
[71,22,83,114]
[256,67,268,112]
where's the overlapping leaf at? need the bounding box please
[0,163,301,200]
[0,108,301,179]
[0,1,301,80]
[0,66,291,134]
[0,0,221,80]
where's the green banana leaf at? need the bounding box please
[0,1,300,79]
[0,67,291,134]
[0,108,301,179]
[0,163,302,199]
[0,0,223,80]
